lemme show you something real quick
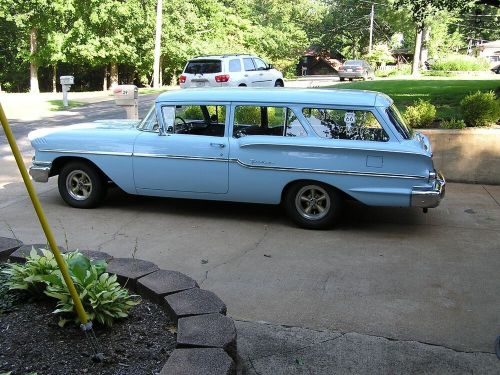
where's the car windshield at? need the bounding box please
[137,106,158,132]
[184,59,222,74]
[344,60,363,66]
[386,104,412,139]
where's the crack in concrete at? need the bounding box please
[236,319,496,358]
[199,223,271,287]
[95,215,144,252]
[482,185,500,207]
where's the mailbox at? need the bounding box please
[113,85,138,106]
[60,76,74,85]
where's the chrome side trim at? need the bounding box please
[238,142,426,155]
[411,171,446,208]
[133,153,227,162]
[230,158,426,180]
[39,149,132,157]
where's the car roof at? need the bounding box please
[156,88,392,107]
[189,54,254,60]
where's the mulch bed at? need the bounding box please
[0,284,176,375]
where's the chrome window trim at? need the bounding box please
[39,149,132,157]
[230,158,426,180]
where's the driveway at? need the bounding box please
[0,97,499,356]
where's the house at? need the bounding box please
[473,40,500,66]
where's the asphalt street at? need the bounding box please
[0,96,499,368]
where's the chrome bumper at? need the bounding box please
[29,161,52,183]
[411,171,446,208]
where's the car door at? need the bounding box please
[242,58,257,86]
[252,58,274,86]
[133,103,229,194]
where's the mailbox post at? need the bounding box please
[60,76,74,107]
[113,85,139,120]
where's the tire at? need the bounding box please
[284,181,342,229]
[274,80,284,87]
[238,83,247,87]
[349,78,353,81]
[339,77,345,82]
[58,161,107,208]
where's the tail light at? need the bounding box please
[179,75,187,84]
[215,74,230,83]
[338,66,344,71]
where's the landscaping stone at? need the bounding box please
[9,244,66,263]
[177,313,237,361]
[159,348,235,375]
[77,249,113,262]
[164,288,227,323]
[107,257,159,290]
[137,269,199,303]
[0,237,22,261]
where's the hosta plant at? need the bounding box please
[44,253,140,327]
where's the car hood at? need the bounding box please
[28,119,141,153]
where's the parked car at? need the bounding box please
[29,88,445,229]
[491,64,500,74]
[179,54,284,88]
[338,60,375,81]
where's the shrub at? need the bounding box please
[403,99,437,128]
[460,91,500,127]
[3,250,140,327]
[431,55,490,71]
[440,118,466,129]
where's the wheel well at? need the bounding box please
[238,83,247,87]
[50,156,111,181]
[280,179,354,204]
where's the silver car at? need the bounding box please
[338,60,375,81]
[179,54,284,88]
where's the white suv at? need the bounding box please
[179,54,284,88]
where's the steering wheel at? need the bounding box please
[175,116,187,126]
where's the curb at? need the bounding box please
[2,238,237,375]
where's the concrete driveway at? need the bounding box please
[0,96,499,358]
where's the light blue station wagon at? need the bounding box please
[29,88,445,229]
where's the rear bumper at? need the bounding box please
[411,171,446,208]
[29,161,52,183]
[338,72,364,78]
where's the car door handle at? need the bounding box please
[210,143,225,148]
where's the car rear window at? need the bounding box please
[344,60,363,66]
[184,59,222,74]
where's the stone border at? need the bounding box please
[2,238,237,375]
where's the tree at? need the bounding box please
[393,0,472,75]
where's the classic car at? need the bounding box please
[28,88,445,229]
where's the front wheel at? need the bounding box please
[58,162,107,208]
[285,182,342,229]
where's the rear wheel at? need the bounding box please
[274,80,284,87]
[285,181,342,229]
[339,77,345,82]
[349,78,353,81]
[58,161,107,208]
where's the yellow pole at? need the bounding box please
[0,102,88,324]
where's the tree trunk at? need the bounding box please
[110,62,118,87]
[411,27,423,76]
[52,65,57,93]
[159,56,163,87]
[153,0,163,88]
[30,27,40,93]
[419,26,430,70]
[103,66,108,91]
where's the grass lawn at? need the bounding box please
[335,79,500,119]
[47,99,86,111]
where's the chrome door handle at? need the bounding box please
[210,143,225,148]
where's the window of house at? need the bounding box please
[302,108,389,142]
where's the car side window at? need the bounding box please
[302,108,389,142]
[233,106,306,138]
[243,58,255,71]
[253,58,267,70]
[161,105,226,137]
[229,59,242,72]
[138,106,159,132]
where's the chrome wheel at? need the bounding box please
[66,170,92,201]
[294,185,331,221]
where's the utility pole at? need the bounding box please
[152,0,163,88]
[369,3,374,53]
